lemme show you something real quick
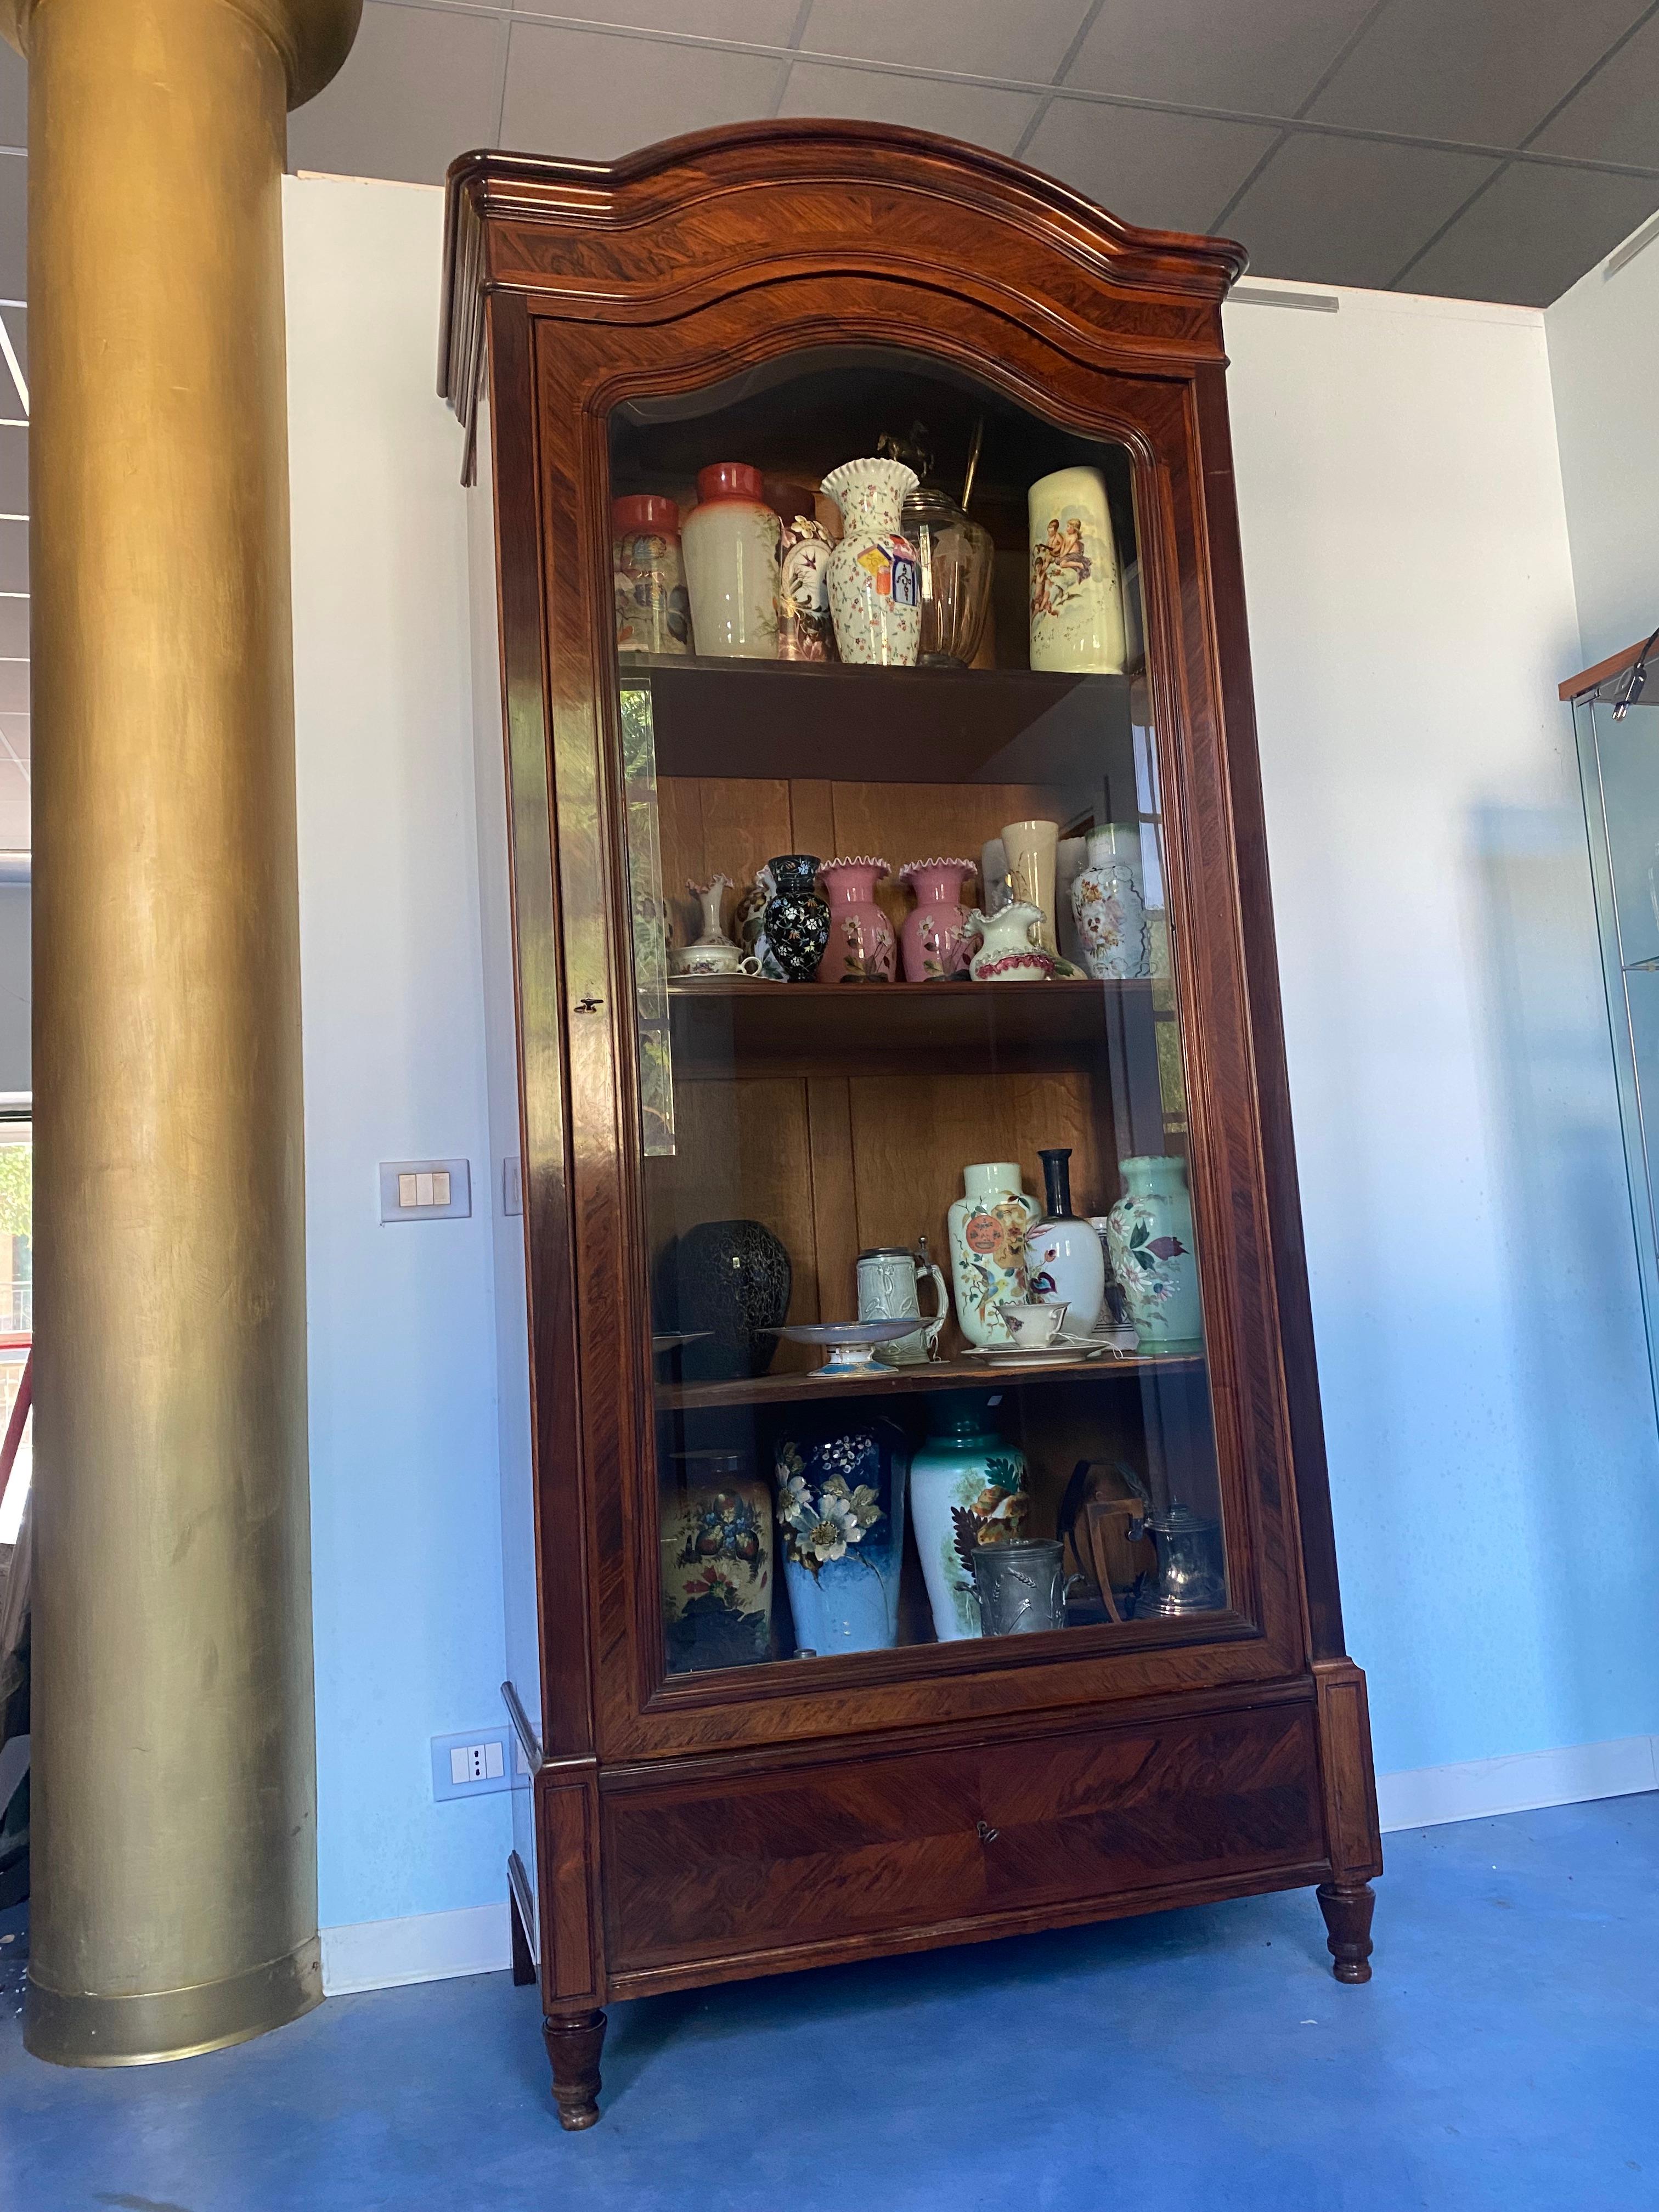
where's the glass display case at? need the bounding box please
[444,121,1380,2131]
[1567,630,1659,1415]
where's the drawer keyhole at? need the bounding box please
[977,1820,1000,1844]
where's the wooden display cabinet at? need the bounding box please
[442,121,1380,2131]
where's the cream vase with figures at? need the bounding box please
[1028,465,1126,674]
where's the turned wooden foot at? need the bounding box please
[544,2008,607,2130]
[1317,1880,1375,1984]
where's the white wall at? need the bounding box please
[1224,281,1659,1779]
[285,175,510,1943]
[1547,228,1659,669]
[281,178,1659,1946]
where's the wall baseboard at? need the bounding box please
[320,1900,510,1996]
[318,1736,1658,1996]
[1376,1732,1658,1833]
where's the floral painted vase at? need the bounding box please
[816,856,896,983]
[1071,826,1148,980]
[774,1420,909,1654]
[947,1161,1040,1345]
[821,457,922,667]
[734,865,787,980]
[1104,1155,1204,1352]
[681,462,781,659]
[965,902,1056,983]
[1025,1146,1105,1334]
[613,494,692,656]
[777,514,836,661]
[1028,464,1126,674]
[661,1451,772,1673]
[909,1395,1030,1641]
[898,857,975,981]
[763,853,831,982]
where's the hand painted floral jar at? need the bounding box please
[947,1161,1040,1345]
[1028,464,1126,674]
[1104,1155,1204,1352]
[1071,825,1149,980]
[763,854,831,982]
[816,856,896,982]
[966,901,1056,983]
[774,1419,909,1655]
[776,513,836,661]
[661,1449,773,1673]
[909,1394,1030,1641]
[613,494,692,656]
[681,462,780,659]
[821,457,921,666]
[898,857,975,981]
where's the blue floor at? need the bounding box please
[2,1793,1656,2210]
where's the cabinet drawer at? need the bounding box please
[602,1699,1324,1979]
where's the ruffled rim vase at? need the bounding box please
[816,856,896,983]
[898,857,975,981]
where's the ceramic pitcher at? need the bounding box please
[856,1244,949,1365]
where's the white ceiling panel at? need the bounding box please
[1533,10,1659,170]
[1403,160,1659,304]
[0,521,23,594]
[1226,132,1499,289]
[0,159,22,303]
[1065,0,1377,118]
[524,1,801,33]
[1025,97,1278,235]
[1310,0,1650,148]
[778,61,1040,155]
[0,661,25,716]
[0,713,24,765]
[288,1,505,185]
[0,758,28,851]
[800,0,1091,83]
[0,430,24,514]
[502,24,781,157]
[0,601,24,659]
[0,40,23,148]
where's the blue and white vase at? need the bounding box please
[774,1419,909,1654]
[909,1395,1029,1641]
[1104,1155,1203,1352]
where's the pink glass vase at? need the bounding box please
[816,857,896,983]
[898,857,976,981]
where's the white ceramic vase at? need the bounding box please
[947,1163,1040,1345]
[822,458,922,666]
[681,462,781,659]
[1028,465,1126,674]
[1024,1146,1105,1334]
[1071,826,1149,980]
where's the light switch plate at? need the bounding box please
[380,1158,471,1223]
[430,1726,521,1802]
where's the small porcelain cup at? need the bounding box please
[669,944,763,978]
[996,1301,1069,1347]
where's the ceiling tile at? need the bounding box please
[1226,132,1498,288]
[1310,0,1650,147]
[516,1,799,32]
[1401,160,1659,304]
[0,661,25,716]
[1,309,24,392]
[1025,97,1279,235]
[800,0,1091,82]
[0,160,21,302]
[1532,10,1659,168]
[0,758,29,850]
[502,25,781,156]
[1065,0,1377,116]
[287,1,504,186]
[777,61,1040,155]
[0,521,22,594]
[0,40,22,148]
[0,712,25,764]
[0,600,24,658]
[0,429,24,514]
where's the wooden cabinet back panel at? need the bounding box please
[603,1701,1322,1972]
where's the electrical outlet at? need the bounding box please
[431,1728,515,1802]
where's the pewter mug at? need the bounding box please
[856,1243,949,1365]
[971,1538,1066,1635]
[1127,1501,1226,1617]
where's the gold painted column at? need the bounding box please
[1,0,360,2062]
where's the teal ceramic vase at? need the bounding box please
[1105,1154,1203,1351]
[909,1393,1030,1641]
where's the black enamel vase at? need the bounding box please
[763,854,831,983]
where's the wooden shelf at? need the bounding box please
[658,1349,1204,1411]
[625,655,1138,787]
[667,974,1164,1074]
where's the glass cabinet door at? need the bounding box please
[605,349,1233,1684]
